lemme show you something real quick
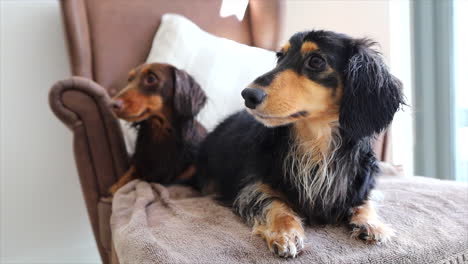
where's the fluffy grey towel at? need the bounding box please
[111,176,468,264]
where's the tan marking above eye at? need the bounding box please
[142,65,153,74]
[128,69,136,81]
[301,41,319,54]
[281,42,291,53]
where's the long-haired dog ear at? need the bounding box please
[340,39,404,140]
[172,68,207,118]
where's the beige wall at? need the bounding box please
[0,1,100,263]
[281,0,390,58]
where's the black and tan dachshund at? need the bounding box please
[196,30,404,258]
[109,63,206,195]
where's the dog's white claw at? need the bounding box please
[269,233,304,258]
[350,221,395,244]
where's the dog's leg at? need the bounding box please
[109,166,136,195]
[234,183,305,258]
[254,200,305,258]
[349,200,395,244]
[175,165,196,181]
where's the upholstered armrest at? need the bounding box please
[49,76,129,193]
[49,77,129,260]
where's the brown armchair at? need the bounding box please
[48,1,391,263]
[49,1,284,263]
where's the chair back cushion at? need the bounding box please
[61,0,283,94]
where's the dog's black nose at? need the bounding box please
[241,88,266,109]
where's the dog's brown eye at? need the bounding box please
[306,55,326,71]
[145,73,158,85]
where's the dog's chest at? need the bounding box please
[280,147,374,224]
[133,123,191,183]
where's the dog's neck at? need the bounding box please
[137,116,176,142]
[285,114,345,207]
[131,116,191,183]
[292,114,339,162]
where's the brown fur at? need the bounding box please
[293,115,339,163]
[112,64,174,122]
[258,183,285,200]
[176,165,197,181]
[301,41,318,54]
[253,200,305,257]
[281,42,291,53]
[109,63,207,195]
[248,69,341,127]
[145,106,174,141]
[109,166,136,195]
[284,117,344,209]
[349,200,395,243]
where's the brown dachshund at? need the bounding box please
[109,63,207,195]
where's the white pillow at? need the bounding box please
[120,14,276,154]
[147,14,276,131]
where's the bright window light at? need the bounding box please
[454,0,468,182]
[219,0,249,21]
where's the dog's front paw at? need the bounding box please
[349,221,395,244]
[264,229,305,258]
[249,200,305,258]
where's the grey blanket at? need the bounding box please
[111,176,468,264]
